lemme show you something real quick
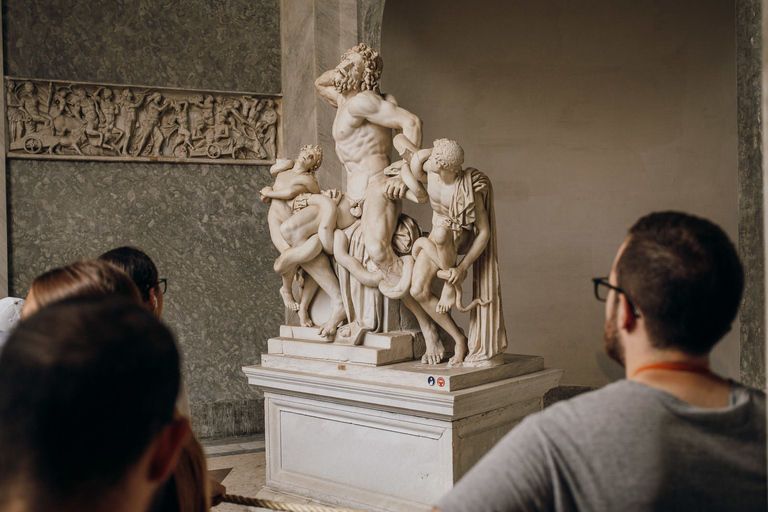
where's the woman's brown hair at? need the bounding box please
[28,259,141,312]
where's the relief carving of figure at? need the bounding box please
[118,88,146,156]
[19,81,52,133]
[6,80,278,162]
[400,138,508,367]
[94,87,124,151]
[72,86,104,148]
[255,99,278,160]
[135,92,171,157]
[6,80,28,142]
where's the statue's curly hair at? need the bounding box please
[341,44,383,93]
[431,139,464,170]
[300,144,323,172]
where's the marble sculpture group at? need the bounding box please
[261,44,507,367]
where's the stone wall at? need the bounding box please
[4,0,282,438]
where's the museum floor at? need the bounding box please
[204,435,323,512]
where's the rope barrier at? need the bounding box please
[222,493,369,512]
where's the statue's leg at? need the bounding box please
[274,234,322,274]
[361,185,401,272]
[401,293,444,365]
[410,253,468,366]
[307,194,338,254]
[333,229,383,288]
[298,274,318,327]
[300,254,346,339]
[279,266,299,311]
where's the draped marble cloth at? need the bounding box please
[335,214,420,335]
[449,168,508,365]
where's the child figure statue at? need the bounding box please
[397,136,508,366]
[260,144,348,337]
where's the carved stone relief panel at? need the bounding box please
[4,78,281,164]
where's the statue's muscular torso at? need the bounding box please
[332,92,392,200]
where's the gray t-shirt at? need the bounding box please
[435,380,766,512]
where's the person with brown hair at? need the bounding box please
[433,211,766,512]
[0,298,190,512]
[99,246,225,509]
[21,259,142,319]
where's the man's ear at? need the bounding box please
[147,417,191,483]
[617,294,637,333]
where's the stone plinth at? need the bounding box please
[244,337,562,512]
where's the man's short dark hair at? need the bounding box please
[99,246,159,302]
[617,211,743,354]
[0,298,180,509]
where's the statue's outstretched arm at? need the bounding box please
[350,94,423,148]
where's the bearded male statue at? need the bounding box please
[294,44,444,362]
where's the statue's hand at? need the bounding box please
[446,267,467,286]
[323,188,343,205]
[260,194,271,204]
[385,176,407,200]
[260,186,273,203]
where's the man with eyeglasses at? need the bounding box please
[432,211,766,512]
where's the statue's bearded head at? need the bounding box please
[333,44,383,94]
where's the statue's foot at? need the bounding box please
[333,320,369,346]
[298,308,314,327]
[279,286,299,311]
[318,301,347,340]
[318,320,338,339]
[421,347,445,365]
[448,337,468,367]
[437,284,456,314]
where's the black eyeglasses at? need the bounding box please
[592,277,640,318]
[154,278,167,295]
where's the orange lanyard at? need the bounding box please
[632,362,711,378]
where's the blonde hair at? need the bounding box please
[28,259,142,312]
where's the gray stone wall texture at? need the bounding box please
[736,0,765,390]
[4,0,281,438]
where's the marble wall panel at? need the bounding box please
[3,0,280,94]
[8,159,283,422]
[736,0,766,389]
[4,0,282,437]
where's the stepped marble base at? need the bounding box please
[244,351,562,512]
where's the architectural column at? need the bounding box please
[280,0,359,193]
[738,0,765,389]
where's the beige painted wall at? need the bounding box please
[381,0,739,387]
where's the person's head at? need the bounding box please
[426,139,464,174]
[22,259,141,320]
[604,212,743,362]
[334,44,383,94]
[99,247,164,317]
[122,89,133,101]
[23,81,34,94]
[150,92,163,104]
[102,88,113,100]
[0,298,189,512]
[297,144,323,173]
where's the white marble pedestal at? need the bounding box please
[243,330,562,512]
